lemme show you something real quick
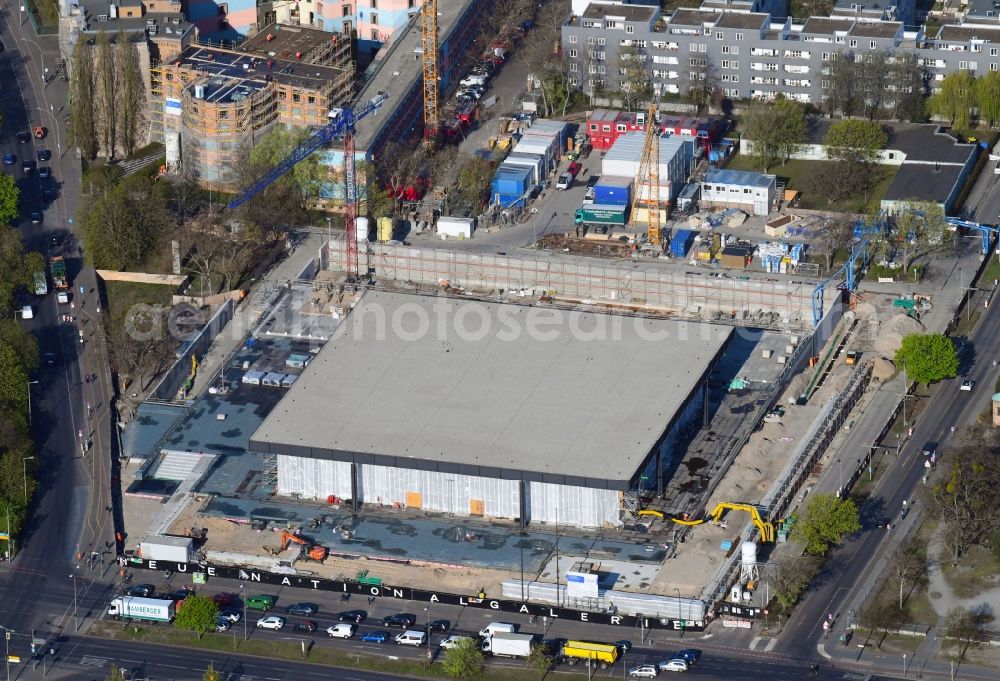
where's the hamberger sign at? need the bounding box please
[122,557,706,631]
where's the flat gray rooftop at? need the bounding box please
[251,291,732,487]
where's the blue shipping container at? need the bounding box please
[670,229,696,257]
[491,170,531,197]
[594,181,631,205]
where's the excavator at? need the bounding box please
[264,529,328,561]
[639,502,776,542]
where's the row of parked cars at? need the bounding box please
[628,649,701,677]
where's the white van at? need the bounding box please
[326,623,356,638]
[479,622,517,638]
[395,630,427,647]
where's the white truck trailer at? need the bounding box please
[108,597,176,623]
[481,631,535,658]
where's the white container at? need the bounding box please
[437,217,475,238]
[140,535,193,562]
[355,216,370,242]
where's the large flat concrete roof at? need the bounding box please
[250,291,732,488]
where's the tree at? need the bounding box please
[926,445,1000,560]
[0,343,30,417]
[773,555,820,609]
[861,595,905,648]
[742,97,807,171]
[69,39,98,159]
[946,606,988,661]
[174,594,218,638]
[687,55,721,112]
[81,173,173,271]
[96,30,117,157]
[526,643,553,678]
[619,43,652,112]
[790,494,860,555]
[811,214,855,270]
[976,71,1000,129]
[928,71,977,128]
[0,322,39,373]
[115,30,145,156]
[824,119,888,205]
[455,155,498,213]
[892,199,950,273]
[822,51,859,118]
[0,226,43,313]
[856,50,891,119]
[248,127,325,204]
[891,537,927,611]
[888,53,927,123]
[895,333,958,386]
[203,662,220,681]
[0,174,19,226]
[441,636,485,678]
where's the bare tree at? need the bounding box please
[946,607,990,661]
[861,595,905,649]
[619,43,652,112]
[687,55,721,112]
[811,214,855,271]
[891,537,927,611]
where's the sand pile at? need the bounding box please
[871,356,896,381]
[873,314,924,357]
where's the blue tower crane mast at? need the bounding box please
[945,217,1000,255]
[227,93,387,278]
[811,215,885,326]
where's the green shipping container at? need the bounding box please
[575,204,627,226]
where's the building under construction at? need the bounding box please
[151,23,353,189]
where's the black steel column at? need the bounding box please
[519,480,527,529]
[351,462,359,512]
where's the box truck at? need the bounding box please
[481,632,535,658]
[139,535,193,563]
[108,596,176,623]
[561,640,619,668]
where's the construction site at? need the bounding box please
[150,22,353,189]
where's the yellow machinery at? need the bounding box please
[629,103,662,244]
[639,502,776,542]
[421,0,439,141]
[561,641,619,668]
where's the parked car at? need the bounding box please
[286,602,318,616]
[169,589,192,601]
[382,613,417,628]
[38,166,51,179]
[360,630,391,643]
[30,212,42,224]
[961,379,975,391]
[460,74,488,87]
[293,620,318,633]
[256,615,285,630]
[16,132,29,144]
[586,175,599,188]
[215,617,232,632]
[37,149,51,161]
[127,584,156,598]
[567,162,582,178]
[629,664,660,678]
[584,186,595,204]
[338,610,367,623]
[614,640,633,653]
[22,160,35,175]
[2,154,14,165]
[658,659,689,672]
[556,172,573,190]
[439,635,474,649]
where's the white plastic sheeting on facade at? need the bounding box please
[358,464,520,519]
[527,482,621,528]
[501,580,707,621]
[277,455,352,500]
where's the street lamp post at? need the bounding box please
[2,627,10,681]
[21,456,34,503]
[22,38,45,83]
[424,606,431,662]
[903,653,908,677]
[241,583,247,641]
[26,380,38,427]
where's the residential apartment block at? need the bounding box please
[252,0,423,52]
[561,0,1000,106]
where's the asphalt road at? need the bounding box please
[36,631,882,681]
[779,264,1000,660]
[0,1,115,646]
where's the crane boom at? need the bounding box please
[946,216,1000,254]
[226,97,385,210]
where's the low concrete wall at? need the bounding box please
[172,290,244,307]
[97,270,188,286]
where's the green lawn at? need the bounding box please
[103,281,175,326]
[724,156,897,214]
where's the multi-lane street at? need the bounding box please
[0,0,116,651]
